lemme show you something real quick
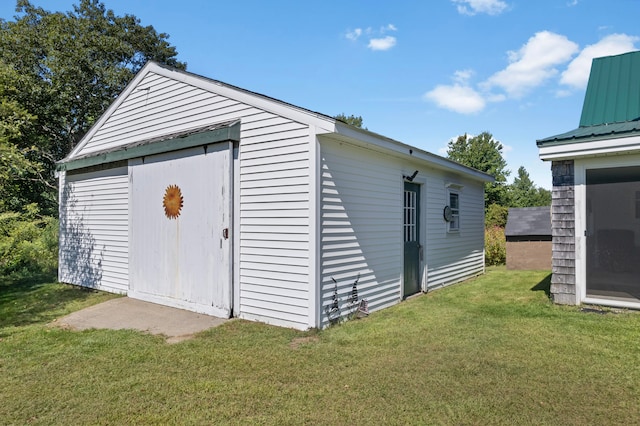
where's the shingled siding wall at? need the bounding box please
[550,160,576,304]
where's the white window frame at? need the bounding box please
[448,190,460,232]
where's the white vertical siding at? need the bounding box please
[320,139,403,327]
[58,165,129,293]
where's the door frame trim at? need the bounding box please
[575,154,640,306]
[401,174,427,298]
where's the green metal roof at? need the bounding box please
[538,51,640,147]
[580,51,640,127]
[537,120,640,146]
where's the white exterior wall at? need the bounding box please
[423,173,486,289]
[319,138,485,326]
[70,69,313,329]
[320,139,403,327]
[58,165,129,293]
[237,117,312,329]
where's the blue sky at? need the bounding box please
[2,0,639,189]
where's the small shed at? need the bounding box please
[57,61,493,329]
[505,207,551,270]
[537,50,640,308]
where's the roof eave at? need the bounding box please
[57,121,240,171]
[333,122,495,183]
[538,132,640,161]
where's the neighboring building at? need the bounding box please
[57,61,493,330]
[537,51,640,308]
[505,207,551,270]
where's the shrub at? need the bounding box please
[485,226,506,266]
[0,203,58,276]
[485,203,509,228]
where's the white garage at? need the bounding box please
[58,61,492,329]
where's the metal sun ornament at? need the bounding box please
[163,185,183,219]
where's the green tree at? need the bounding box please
[446,132,510,207]
[335,113,365,129]
[485,203,509,228]
[534,187,552,206]
[0,61,42,213]
[0,0,185,212]
[508,166,551,207]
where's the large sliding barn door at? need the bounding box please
[129,143,232,317]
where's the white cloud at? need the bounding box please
[452,0,508,16]
[453,69,475,83]
[424,30,636,115]
[347,24,398,51]
[483,31,579,98]
[345,28,362,41]
[368,36,397,51]
[567,0,579,6]
[560,33,639,89]
[424,84,486,114]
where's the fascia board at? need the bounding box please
[333,123,494,183]
[539,134,640,161]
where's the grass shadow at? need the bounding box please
[531,273,552,298]
[0,273,97,332]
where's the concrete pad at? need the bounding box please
[53,297,228,343]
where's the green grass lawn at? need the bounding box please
[2,268,640,425]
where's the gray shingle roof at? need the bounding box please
[505,206,551,237]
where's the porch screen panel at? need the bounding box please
[586,166,640,301]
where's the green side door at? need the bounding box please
[403,181,421,297]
